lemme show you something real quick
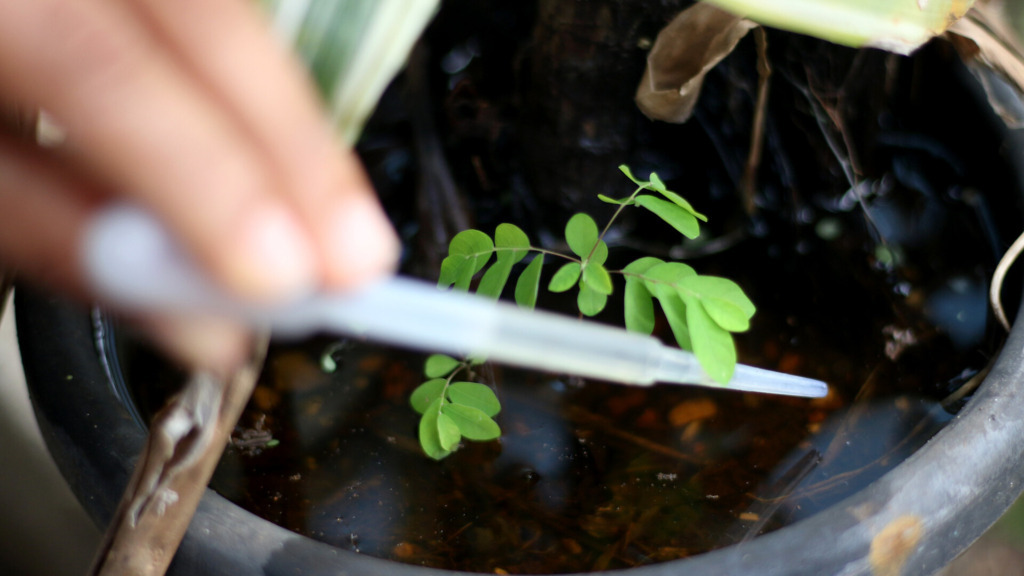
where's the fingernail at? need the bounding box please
[326,194,400,287]
[232,204,317,300]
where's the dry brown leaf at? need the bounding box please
[636,3,757,123]
[946,1,1024,127]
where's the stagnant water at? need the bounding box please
[118,174,1013,572]
[115,4,1024,573]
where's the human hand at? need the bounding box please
[0,0,400,370]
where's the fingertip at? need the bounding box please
[138,312,252,374]
[322,192,400,288]
[219,202,319,302]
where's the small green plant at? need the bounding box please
[411,165,755,459]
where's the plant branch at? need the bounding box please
[88,334,268,576]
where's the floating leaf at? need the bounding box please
[583,263,613,295]
[565,213,600,258]
[683,295,736,383]
[444,404,501,441]
[419,398,452,460]
[411,378,447,414]
[636,195,700,239]
[437,410,462,451]
[549,262,582,292]
[578,282,609,316]
[515,255,544,309]
[424,354,461,378]
[448,382,501,417]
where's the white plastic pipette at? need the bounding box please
[82,205,828,398]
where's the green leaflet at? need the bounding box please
[444,404,501,441]
[549,262,582,292]
[578,282,609,316]
[447,382,501,417]
[438,224,534,297]
[566,213,600,258]
[495,223,531,256]
[424,354,461,378]
[437,411,462,451]
[515,255,544,309]
[678,275,756,332]
[441,229,494,290]
[419,398,452,460]
[619,164,643,185]
[658,291,693,352]
[623,258,657,336]
[598,194,633,205]
[477,257,515,299]
[480,223,531,297]
[583,263,613,295]
[411,378,447,414]
[682,295,737,383]
[635,195,700,239]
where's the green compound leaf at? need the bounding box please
[549,262,582,293]
[682,295,736,383]
[515,255,544,309]
[444,403,501,441]
[578,281,609,316]
[583,263,613,295]
[437,409,462,451]
[419,398,452,460]
[411,378,447,414]
[448,382,501,417]
[424,354,461,378]
[619,164,644,185]
[565,213,600,258]
[635,195,700,239]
